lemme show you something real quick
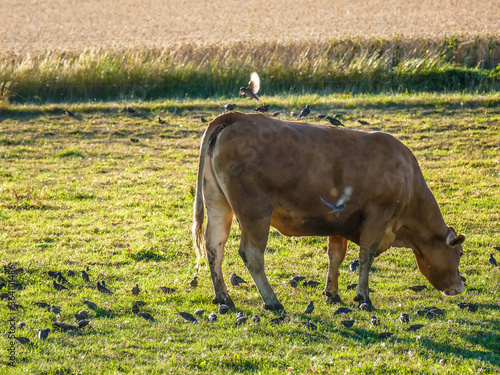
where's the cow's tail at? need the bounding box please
[192,113,234,270]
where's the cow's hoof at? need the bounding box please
[354,295,373,309]
[212,297,224,305]
[263,303,285,312]
[212,296,235,309]
[326,294,342,304]
[353,294,364,302]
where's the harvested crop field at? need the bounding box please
[1,0,500,52]
[1,0,499,102]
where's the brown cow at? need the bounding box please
[192,112,465,311]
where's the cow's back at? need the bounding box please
[208,114,421,241]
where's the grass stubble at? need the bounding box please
[0,93,499,373]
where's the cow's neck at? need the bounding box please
[398,182,449,250]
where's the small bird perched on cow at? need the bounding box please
[239,72,262,103]
[325,115,345,127]
[223,103,237,113]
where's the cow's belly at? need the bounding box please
[271,213,332,236]
[270,208,361,243]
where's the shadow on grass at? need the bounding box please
[1,96,500,123]
[124,249,166,262]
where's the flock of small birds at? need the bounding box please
[220,72,351,127]
[2,246,498,347]
[58,72,356,131]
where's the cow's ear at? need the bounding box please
[446,230,465,247]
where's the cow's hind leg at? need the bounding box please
[205,187,235,308]
[324,236,348,304]
[238,218,284,312]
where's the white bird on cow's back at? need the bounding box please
[321,186,353,214]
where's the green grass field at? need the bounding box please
[1,93,499,374]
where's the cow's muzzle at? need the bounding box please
[441,279,465,296]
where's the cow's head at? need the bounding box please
[412,227,465,296]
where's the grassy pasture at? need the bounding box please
[0,94,499,374]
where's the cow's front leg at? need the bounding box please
[205,201,234,308]
[355,212,397,309]
[354,242,377,309]
[238,220,284,312]
[324,236,348,304]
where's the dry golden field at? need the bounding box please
[1,0,500,53]
[1,0,499,101]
